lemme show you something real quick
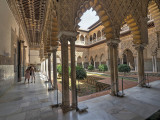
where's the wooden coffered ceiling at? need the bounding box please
[16,0,47,47]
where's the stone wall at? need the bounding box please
[0,1,29,96]
[0,65,15,96]
[30,50,41,64]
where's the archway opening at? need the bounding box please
[97,30,101,41]
[122,49,135,70]
[148,0,160,32]
[90,56,94,66]
[77,56,82,66]
[95,55,99,69]
[100,54,105,65]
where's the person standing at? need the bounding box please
[24,68,30,83]
[31,67,36,83]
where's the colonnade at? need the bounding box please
[60,35,77,109]
[41,34,77,110]
[40,35,147,110]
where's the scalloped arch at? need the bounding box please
[148,0,160,31]
[123,15,141,44]
[75,0,114,40]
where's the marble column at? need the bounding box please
[18,40,22,82]
[53,49,57,89]
[157,31,160,48]
[107,42,115,95]
[70,37,77,108]
[152,55,157,73]
[43,60,46,74]
[113,43,119,94]
[107,40,119,95]
[121,58,123,64]
[60,36,70,109]
[135,45,145,86]
[46,59,48,76]
[23,45,25,76]
[134,56,137,72]
[155,56,157,72]
[23,46,27,75]
[101,30,103,40]
[48,53,51,83]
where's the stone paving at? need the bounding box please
[0,73,160,120]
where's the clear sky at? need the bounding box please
[78,8,99,30]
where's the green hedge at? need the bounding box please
[98,64,108,72]
[57,64,62,76]
[88,65,94,70]
[118,64,131,73]
[76,66,87,80]
[57,65,71,76]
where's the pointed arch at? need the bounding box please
[123,49,135,70]
[77,56,82,66]
[95,55,98,62]
[75,0,114,40]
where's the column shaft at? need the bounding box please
[154,56,157,72]
[70,38,77,108]
[136,46,145,86]
[134,57,137,72]
[113,45,119,94]
[108,44,115,95]
[152,56,155,72]
[48,54,51,84]
[53,49,57,89]
[61,38,70,108]
[23,45,25,76]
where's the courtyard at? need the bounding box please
[0,73,160,120]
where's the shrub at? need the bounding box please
[88,65,94,70]
[69,66,71,77]
[118,64,131,73]
[57,64,62,76]
[57,65,71,76]
[98,64,108,72]
[76,66,87,80]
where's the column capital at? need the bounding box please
[151,52,157,56]
[134,44,145,51]
[20,40,25,43]
[69,36,77,42]
[156,31,160,34]
[48,53,51,56]
[106,39,120,47]
[58,31,78,39]
[52,48,57,52]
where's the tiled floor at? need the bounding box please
[0,73,160,120]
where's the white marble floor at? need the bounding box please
[0,73,160,120]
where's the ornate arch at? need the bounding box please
[121,15,142,45]
[80,35,85,41]
[148,0,160,31]
[97,30,101,38]
[122,49,135,69]
[100,53,105,62]
[95,55,98,62]
[74,0,114,40]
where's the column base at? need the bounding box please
[110,92,116,96]
[61,105,72,113]
[138,83,151,88]
[71,104,77,110]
